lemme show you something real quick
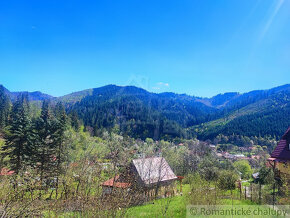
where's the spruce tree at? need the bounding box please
[33,100,58,185]
[0,85,11,130]
[54,102,68,167]
[3,94,31,174]
[53,102,68,197]
[70,110,80,131]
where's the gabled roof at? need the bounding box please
[132,157,177,185]
[101,175,131,188]
[282,127,290,139]
[271,127,290,161]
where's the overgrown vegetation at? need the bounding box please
[0,87,289,217]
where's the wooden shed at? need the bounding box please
[101,157,178,201]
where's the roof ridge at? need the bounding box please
[282,126,290,139]
[271,128,290,160]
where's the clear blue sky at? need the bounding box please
[0,0,289,97]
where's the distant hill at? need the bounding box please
[1,83,290,140]
[64,85,218,139]
[1,85,54,102]
[195,84,290,139]
[195,92,240,108]
[58,89,94,104]
[58,84,290,140]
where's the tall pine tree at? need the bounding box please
[33,100,58,185]
[70,110,80,131]
[3,94,31,174]
[54,102,68,168]
[53,102,68,197]
[0,85,11,130]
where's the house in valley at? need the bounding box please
[101,157,178,202]
[268,127,290,179]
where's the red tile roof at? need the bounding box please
[271,127,290,161]
[0,168,14,176]
[101,175,131,188]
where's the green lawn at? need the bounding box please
[221,199,257,205]
[45,184,276,218]
[125,184,190,218]
[125,185,262,218]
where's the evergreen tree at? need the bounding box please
[70,110,80,131]
[0,85,11,130]
[2,94,31,174]
[53,102,68,197]
[33,100,58,185]
[255,166,274,204]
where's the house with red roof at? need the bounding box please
[268,127,290,178]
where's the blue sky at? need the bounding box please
[0,0,289,97]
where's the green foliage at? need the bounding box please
[218,170,239,191]
[198,157,220,182]
[53,102,69,180]
[127,184,191,218]
[67,85,218,140]
[0,85,11,129]
[1,84,289,216]
[233,160,253,179]
[70,110,80,131]
[32,101,59,181]
[161,141,189,176]
[66,128,109,163]
[0,138,7,168]
[2,94,32,174]
[26,100,69,186]
[213,134,276,152]
[256,166,274,186]
[198,91,290,140]
[188,173,219,205]
[2,84,290,146]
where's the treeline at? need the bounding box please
[67,86,214,140]
[62,85,221,141]
[0,87,76,188]
[62,85,290,141]
[222,107,290,138]
[198,92,290,140]
[0,86,10,129]
[2,84,290,144]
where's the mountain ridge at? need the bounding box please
[2,83,290,107]
[57,83,290,108]
[0,85,54,102]
[1,83,290,139]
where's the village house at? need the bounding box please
[101,157,179,202]
[268,127,290,180]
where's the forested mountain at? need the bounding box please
[60,84,290,140]
[197,89,290,139]
[1,85,53,102]
[1,84,290,140]
[65,85,219,139]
